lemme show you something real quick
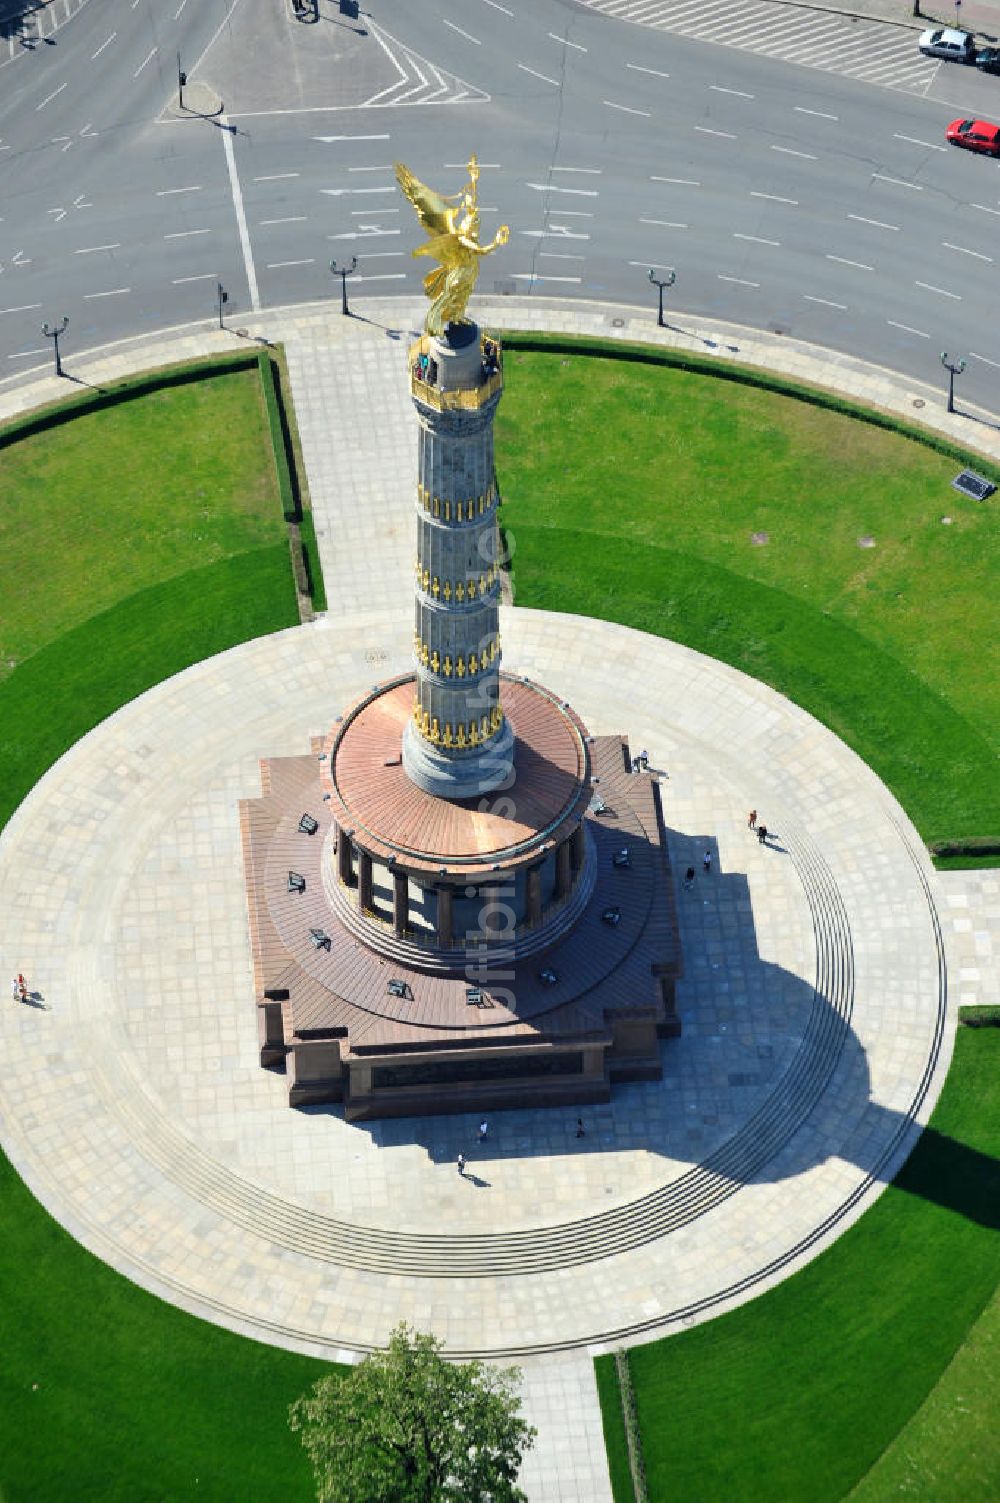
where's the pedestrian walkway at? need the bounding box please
[0,296,996,1503]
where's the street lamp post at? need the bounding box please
[330,256,358,316]
[648,266,676,328]
[41,316,69,378]
[217,282,229,329]
[940,351,966,414]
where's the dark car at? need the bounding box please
[975,46,1000,74]
[946,117,1000,155]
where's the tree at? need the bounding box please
[289,1323,536,1503]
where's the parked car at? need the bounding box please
[975,46,1000,74]
[918,27,976,62]
[945,117,1000,154]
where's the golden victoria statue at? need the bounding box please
[394,154,509,336]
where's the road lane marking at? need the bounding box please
[156,186,202,195]
[795,107,838,119]
[848,213,899,230]
[872,174,922,189]
[313,134,391,142]
[915,280,960,299]
[354,273,408,282]
[221,109,260,312]
[827,254,873,269]
[540,251,585,259]
[718,275,759,287]
[751,192,798,204]
[260,216,308,225]
[551,166,602,174]
[172,274,217,283]
[652,176,699,185]
[480,0,513,12]
[266,259,315,269]
[0,304,42,314]
[969,351,1000,370]
[75,244,120,254]
[772,145,815,159]
[349,164,394,172]
[942,242,992,262]
[804,295,847,308]
[254,173,299,182]
[695,126,736,138]
[320,186,395,196]
[164,228,211,238]
[604,99,652,116]
[36,83,67,110]
[84,287,130,298]
[734,233,780,244]
[641,218,688,227]
[520,228,591,239]
[91,32,115,60]
[629,261,675,270]
[549,32,587,51]
[443,19,481,43]
[894,133,945,151]
[626,63,670,78]
[328,229,401,239]
[525,182,598,196]
[887,320,929,336]
[711,85,753,97]
[7,348,48,360]
[134,47,157,78]
[510,273,582,283]
[971,203,1000,217]
[518,64,560,85]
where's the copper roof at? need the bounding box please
[321,674,592,877]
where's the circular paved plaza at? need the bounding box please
[0,602,951,1358]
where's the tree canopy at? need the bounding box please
[289,1323,536,1503]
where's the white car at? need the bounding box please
[918,27,976,62]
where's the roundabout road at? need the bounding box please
[2,0,1000,408]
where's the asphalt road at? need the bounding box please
[2,0,999,407]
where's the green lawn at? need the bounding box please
[495,348,1000,846]
[0,367,333,1502]
[595,1027,1000,1503]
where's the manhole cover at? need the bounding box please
[913,398,925,409]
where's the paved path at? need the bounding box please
[1,297,996,1501]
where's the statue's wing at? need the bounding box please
[412,231,466,266]
[394,163,454,237]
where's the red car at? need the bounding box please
[946,117,1000,155]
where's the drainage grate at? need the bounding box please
[952,469,996,502]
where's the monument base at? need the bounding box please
[402,714,515,799]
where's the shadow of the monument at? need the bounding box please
[301,822,966,1221]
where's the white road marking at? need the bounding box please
[510,273,582,283]
[718,275,759,287]
[328,229,401,240]
[221,110,260,312]
[969,350,1000,370]
[641,218,688,227]
[520,227,591,239]
[351,207,399,216]
[795,107,838,119]
[254,173,300,182]
[36,83,67,111]
[551,166,602,174]
[164,229,211,239]
[604,99,652,116]
[894,132,945,151]
[52,135,73,152]
[553,210,594,217]
[91,32,115,60]
[628,260,675,270]
[695,126,736,138]
[357,251,405,259]
[711,85,753,97]
[826,254,873,270]
[8,348,48,360]
[652,176,700,185]
[971,202,1000,217]
[539,251,585,259]
[173,0,188,17]
[518,64,560,85]
[349,164,394,172]
[0,303,42,314]
[915,280,960,300]
[443,18,481,44]
[848,213,899,230]
[942,242,992,262]
[626,63,670,78]
[734,233,780,245]
[172,274,216,283]
[887,320,929,336]
[134,47,157,78]
[266,259,315,269]
[84,287,130,298]
[803,294,847,308]
[872,174,922,189]
[313,134,391,143]
[74,243,120,254]
[771,145,816,159]
[751,192,797,204]
[320,186,395,196]
[480,0,513,13]
[260,216,308,226]
[354,273,408,283]
[549,32,587,51]
[525,182,599,196]
[156,186,202,196]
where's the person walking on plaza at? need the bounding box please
[478,1119,488,1144]
[457,1153,466,1176]
[17,973,27,1003]
[10,975,19,1002]
[748,809,757,830]
[683,866,695,890]
[758,824,768,845]
[576,1117,586,1138]
[703,851,712,873]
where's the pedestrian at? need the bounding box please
[757,824,768,845]
[576,1117,585,1138]
[683,866,695,890]
[457,1152,466,1175]
[10,975,19,1002]
[640,748,649,770]
[703,851,712,873]
[748,809,757,830]
[478,1119,488,1144]
[17,973,27,1003]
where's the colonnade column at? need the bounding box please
[555,839,573,900]
[392,870,409,938]
[437,884,454,948]
[336,824,353,886]
[358,850,373,912]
